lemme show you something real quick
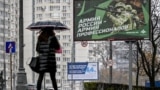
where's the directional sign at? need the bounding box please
[6,41,16,53]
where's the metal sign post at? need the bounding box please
[10,52,12,90]
[109,41,112,83]
[129,41,133,90]
[6,41,16,90]
[71,42,75,90]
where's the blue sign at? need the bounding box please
[67,62,99,80]
[68,62,88,74]
[145,81,160,87]
[6,41,16,53]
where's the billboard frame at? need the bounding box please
[73,0,151,41]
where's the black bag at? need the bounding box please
[29,56,39,73]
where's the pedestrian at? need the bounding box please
[36,28,60,90]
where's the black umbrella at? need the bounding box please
[26,20,69,31]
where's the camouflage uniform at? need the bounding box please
[131,9,140,28]
[107,2,136,32]
[125,5,138,30]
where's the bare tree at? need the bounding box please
[137,0,160,87]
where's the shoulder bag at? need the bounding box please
[29,56,40,73]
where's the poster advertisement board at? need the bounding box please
[74,0,150,41]
[67,62,99,80]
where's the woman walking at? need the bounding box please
[36,28,60,90]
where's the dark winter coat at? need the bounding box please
[36,36,60,73]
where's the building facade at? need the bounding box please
[0,0,19,90]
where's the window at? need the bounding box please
[49,6,60,11]
[56,0,60,3]
[56,79,61,83]
[63,65,67,69]
[62,42,70,47]
[62,35,70,40]
[57,72,61,76]
[63,57,70,62]
[50,13,60,18]
[36,6,44,11]
[57,65,60,69]
[36,0,42,3]
[63,20,70,25]
[36,14,42,19]
[62,6,67,10]
[45,0,54,3]
[45,0,60,3]
[56,57,61,61]
[45,13,52,18]
[62,13,70,18]
[46,79,51,84]
[63,0,70,3]
[63,50,71,55]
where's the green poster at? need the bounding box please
[74,0,150,41]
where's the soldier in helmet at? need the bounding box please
[131,9,142,28]
[115,2,126,14]
[106,2,134,32]
[125,5,139,29]
[125,5,132,12]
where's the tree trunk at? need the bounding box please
[136,42,139,87]
[136,69,139,87]
[149,76,155,88]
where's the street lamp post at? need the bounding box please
[32,0,36,84]
[16,0,27,90]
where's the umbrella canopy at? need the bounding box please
[26,20,69,31]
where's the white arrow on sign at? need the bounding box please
[8,43,13,53]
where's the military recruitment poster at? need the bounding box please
[74,0,150,41]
